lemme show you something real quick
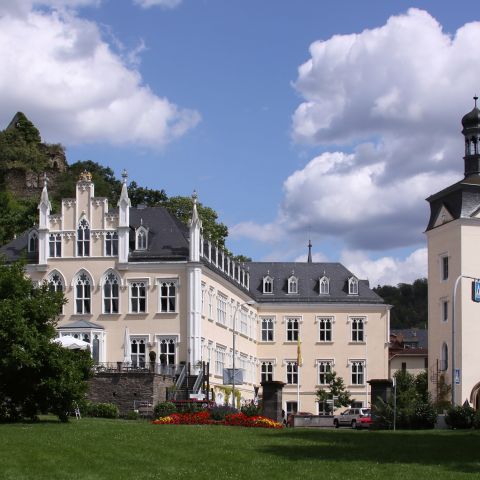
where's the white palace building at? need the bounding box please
[1,171,390,414]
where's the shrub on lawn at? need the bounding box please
[445,405,475,429]
[85,402,119,419]
[209,405,236,421]
[410,401,437,429]
[125,410,140,420]
[154,402,176,418]
[240,400,261,417]
[474,410,480,429]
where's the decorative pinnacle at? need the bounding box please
[43,172,48,188]
[475,96,478,108]
[121,169,128,183]
[192,190,198,204]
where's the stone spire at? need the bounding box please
[307,239,312,263]
[189,190,202,262]
[38,173,51,228]
[117,169,131,264]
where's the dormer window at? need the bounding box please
[288,275,298,294]
[348,276,359,295]
[263,275,273,294]
[28,230,38,252]
[77,219,90,257]
[136,226,148,250]
[319,276,329,295]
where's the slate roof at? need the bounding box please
[391,328,428,349]
[426,174,480,231]
[246,262,383,304]
[58,320,104,330]
[0,230,34,262]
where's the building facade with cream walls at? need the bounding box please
[426,99,480,409]
[1,171,390,414]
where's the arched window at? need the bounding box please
[348,277,358,295]
[263,276,273,294]
[77,219,90,257]
[136,226,148,250]
[441,342,448,371]
[28,231,38,253]
[319,276,329,295]
[48,271,64,294]
[288,276,298,294]
[74,271,92,314]
[103,271,120,314]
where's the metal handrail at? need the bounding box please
[192,372,203,394]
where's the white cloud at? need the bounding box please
[133,0,181,8]
[0,4,199,147]
[340,248,427,287]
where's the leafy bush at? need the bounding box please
[240,401,261,417]
[410,401,437,429]
[473,410,480,429]
[445,405,475,429]
[209,405,237,421]
[85,402,119,419]
[154,402,176,418]
[125,410,140,420]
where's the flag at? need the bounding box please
[297,337,303,367]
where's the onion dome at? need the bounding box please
[462,96,480,133]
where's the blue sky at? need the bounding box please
[1,0,480,285]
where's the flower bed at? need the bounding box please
[152,411,282,429]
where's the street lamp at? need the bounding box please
[232,300,255,409]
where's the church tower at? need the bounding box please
[426,98,480,408]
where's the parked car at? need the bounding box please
[286,411,313,427]
[333,408,371,429]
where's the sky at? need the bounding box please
[1,0,480,286]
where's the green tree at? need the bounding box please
[316,371,352,414]
[0,191,37,246]
[0,261,93,422]
[162,195,229,247]
[128,181,167,207]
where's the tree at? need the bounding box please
[0,261,93,422]
[316,371,351,414]
[128,180,167,207]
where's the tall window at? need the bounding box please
[49,233,62,257]
[263,276,273,294]
[288,276,298,294]
[286,317,299,342]
[286,361,298,384]
[77,219,90,256]
[348,277,358,295]
[215,346,226,376]
[105,231,118,256]
[130,281,147,313]
[319,276,329,295]
[103,272,119,314]
[441,343,448,371]
[75,272,91,314]
[48,271,64,294]
[131,338,146,366]
[159,281,176,312]
[351,361,365,385]
[261,361,274,382]
[239,309,248,335]
[159,338,176,364]
[261,317,274,342]
[208,288,214,319]
[217,294,227,325]
[442,300,448,322]
[442,256,449,281]
[286,401,297,416]
[351,317,364,342]
[28,231,38,252]
[136,226,148,250]
[318,317,332,342]
[318,361,332,385]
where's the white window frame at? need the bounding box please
[319,276,329,295]
[105,231,118,256]
[217,293,227,325]
[288,275,298,294]
[317,360,333,385]
[350,317,365,342]
[28,230,38,253]
[158,336,178,365]
[128,279,149,314]
[49,233,62,258]
[350,360,365,385]
[318,316,333,342]
[48,270,65,313]
[215,345,226,376]
[286,317,300,342]
[102,271,120,314]
[440,254,449,281]
[260,360,274,383]
[263,275,273,294]
[157,279,178,313]
[135,226,148,251]
[348,277,358,295]
[286,361,298,385]
[261,317,275,342]
[74,271,92,314]
[77,218,90,257]
[130,336,148,366]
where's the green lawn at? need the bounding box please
[1,418,480,479]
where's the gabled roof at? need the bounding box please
[247,262,383,304]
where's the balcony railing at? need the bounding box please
[93,362,184,376]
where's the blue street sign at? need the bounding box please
[454,369,461,385]
[472,279,480,302]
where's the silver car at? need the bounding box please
[333,408,371,429]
